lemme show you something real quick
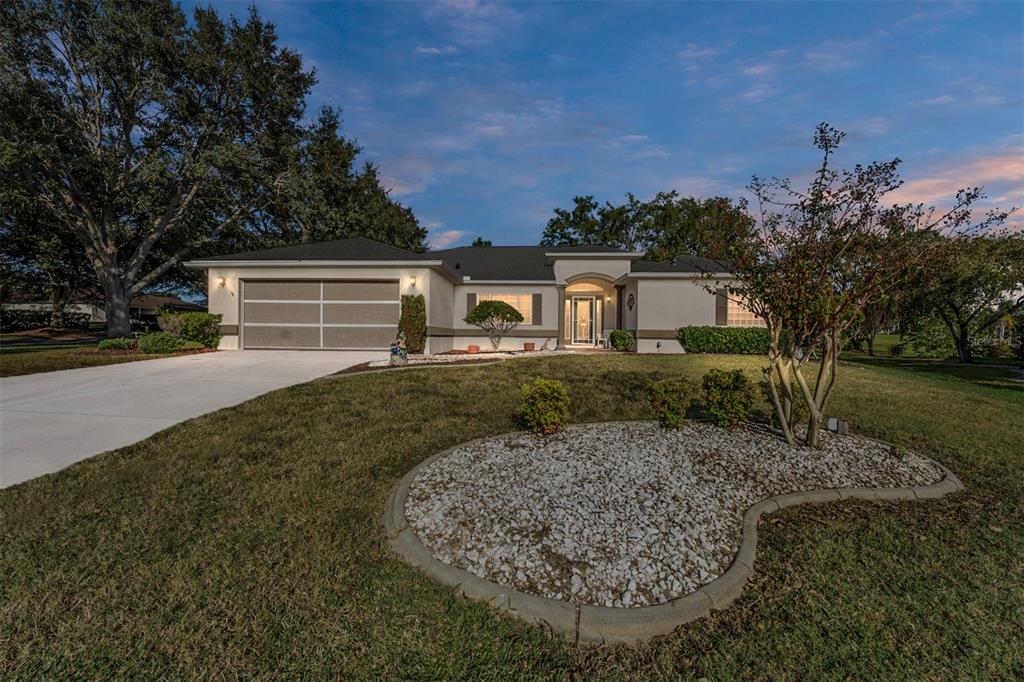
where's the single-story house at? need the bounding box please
[185,237,760,353]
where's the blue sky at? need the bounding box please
[192,1,1023,246]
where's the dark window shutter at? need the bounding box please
[467,293,477,313]
[715,289,728,326]
[531,293,542,325]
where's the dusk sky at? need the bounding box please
[189,1,1023,247]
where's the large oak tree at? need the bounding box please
[1,1,425,336]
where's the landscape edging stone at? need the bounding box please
[383,423,964,643]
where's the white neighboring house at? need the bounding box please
[186,237,762,353]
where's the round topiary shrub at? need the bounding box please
[647,379,694,428]
[609,329,636,352]
[701,368,756,428]
[138,331,185,354]
[518,378,571,435]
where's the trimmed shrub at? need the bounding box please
[702,369,756,428]
[889,343,905,357]
[158,311,221,348]
[609,329,636,352]
[137,331,185,354]
[648,379,694,428]
[98,337,136,351]
[399,294,427,354]
[180,340,205,351]
[519,378,571,435]
[0,308,91,332]
[676,326,770,354]
[465,300,523,350]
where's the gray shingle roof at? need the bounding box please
[197,237,432,262]
[630,255,728,274]
[193,238,728,279]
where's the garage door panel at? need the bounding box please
[243,302,321,324]
[323,303,398,325]
[242,279,399,350]
[244,281,320,301]
[243,325,321,348]
[323,327,394,348]
[323,281,398,301]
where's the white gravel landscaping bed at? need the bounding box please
[405,421,945,609]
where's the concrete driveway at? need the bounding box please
[0,350,383,488]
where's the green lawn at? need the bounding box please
[1,355,1021,678]
[0,344,172,377]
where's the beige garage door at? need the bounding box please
[241,279,399,349]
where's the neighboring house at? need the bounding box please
[185,237,759,353]
[2,292,203,324]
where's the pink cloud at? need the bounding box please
[428,228,468,248]
[888,148,1024,207]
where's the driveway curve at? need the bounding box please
[0,350,382,488]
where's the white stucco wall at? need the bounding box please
[636,278,718,330]
[552,258,633,284]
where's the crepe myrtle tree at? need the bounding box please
[464,300,523,351]
[713,123,1007,447]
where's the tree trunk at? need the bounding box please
[100,274,132,338]
[866,336,874,356]
[955,324,973,363]
[49,289,67,330]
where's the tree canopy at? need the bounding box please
[540,191,754,260]
[0,0,424,336]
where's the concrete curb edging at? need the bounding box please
[383,426,964,644]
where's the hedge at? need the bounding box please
[676,326,770,354]
[0,308,92,333]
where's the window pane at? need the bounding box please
[478,293,532,324]
[726,294,764,327]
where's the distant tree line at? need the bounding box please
[1,0,425,336]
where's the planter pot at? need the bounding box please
[467,345,480,354]
[523,342,536,352]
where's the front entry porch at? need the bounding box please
[557,278,618,349]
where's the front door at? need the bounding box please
[571,296,595,345]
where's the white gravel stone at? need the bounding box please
[405,421,945,608]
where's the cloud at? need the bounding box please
[922,94,955,105]
[739,84,779,102]
[887,147,1024,209]
[428,228,469,248]
[424,0,521,46]
[802,33,880,71]
[677,40,735,79]
[416,45,457,55]
[741,63,775,76]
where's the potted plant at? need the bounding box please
[467,344,480,354]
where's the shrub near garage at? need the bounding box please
[97,337,137,352]
[676,326,770,354]
[518,378,571,435]
[647,379,694,428]
[158,311,222,348]
[702,368,756,428]
[138,332,185,354]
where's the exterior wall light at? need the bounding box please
[410,274,417,287]
[216,276,226,287]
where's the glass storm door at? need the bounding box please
[571,296,595,344]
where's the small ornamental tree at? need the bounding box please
[695,123,1007,447]
[464,300,524,350]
